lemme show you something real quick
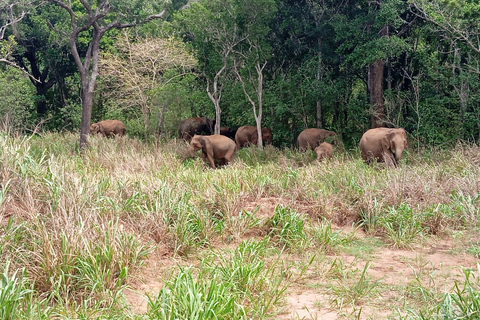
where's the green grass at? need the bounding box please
[0,131,479,318]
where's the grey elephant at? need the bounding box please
[189,134,236,168]
[220,126,237,140]
[90,120,126,137]
[178,117,216,142]
[359,127,407,167]
[297,128,337,152]
[234,125,273,149]
[315,142,333,162]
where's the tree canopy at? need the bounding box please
[0,0,479,147]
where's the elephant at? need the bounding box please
[189,134,236,168]
[315,142,333,162]
[220,126,237,140]
[297,128,337,152]
[89,120,126,137]
[235,125,273,149]
[359,127,407,167]
[178,117,216,141]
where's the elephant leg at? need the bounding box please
[383,152,396,167]
[224,150,235,164]
[364,151,375,164]
[206,154,216,168]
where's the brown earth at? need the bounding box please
[124,198,479,319]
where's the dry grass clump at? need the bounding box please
[0,131,479,317]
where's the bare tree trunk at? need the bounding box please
[76,30,102,149]
[316,38,323,129]
[79,86,94,148]
[206,53,229,135]
[234,60,266,148]
[368,25,388,128]
[453,47,469,140]
[206,76,223,135]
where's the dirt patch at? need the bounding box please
[125,197,479,319]
[278,238,478,319]
[124,247,181,314]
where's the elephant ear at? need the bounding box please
[199,137,206,148]
[90,123,99,133]
[200,137,214,154]
[399,129,407,147]
[382,131,396,151]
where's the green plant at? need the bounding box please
[380,204,427,248]
[310,218,358,253]
[146,267,245,320]
[266,205,309,251]
[359,197,382,235]
[450,191,480,227]
[329,262,380,307]
[0,262,33,319]
[439,264,480,319]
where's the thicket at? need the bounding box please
[0,132,478,318]
[0,0,479,148]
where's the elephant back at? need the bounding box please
[178,117,216,141]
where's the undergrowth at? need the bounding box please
[0,132,478,318]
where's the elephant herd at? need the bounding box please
[89,117,408,169]
[177,117,408,169]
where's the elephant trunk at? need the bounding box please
[394,147,404,161]
[189,146,196,158]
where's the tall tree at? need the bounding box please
[100,31,196,140]
[232,0,276,148]
[47,0,169,148]
[176,0,246,134]
[0,0,35,75]
[11,4,76,116]
[306,0,348,129]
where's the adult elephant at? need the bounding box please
[235,125,273,149]
[90,120,126,137]
[297,128,337,152]
[178,117,216,141]
[220,126,237,140]
[359,127,407,167]
[189,134,236,168]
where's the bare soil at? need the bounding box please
[124,198,479,319]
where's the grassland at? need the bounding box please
[0,131,479,319]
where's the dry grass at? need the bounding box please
[0,132,479,318]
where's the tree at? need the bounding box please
[47,0,169,148]
[10,4,76,116]
[411,0,480,62]
[306,0,348,129]
[100,31,196,140]
[176,0,246,135]
[0,0,36,77]
[232,0,276,148]
[411,0,480,140]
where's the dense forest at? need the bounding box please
[1,0,480,148]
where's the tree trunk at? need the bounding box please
[79,85,93,149]
[206,76,223,135]
[368,25,388,128]
[316,38,323,129]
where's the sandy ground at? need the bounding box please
[124,199,479,319]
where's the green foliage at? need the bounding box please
[0,262,33,319]
[266,205,309,251]
[0,68,35,131]
[379,204,428,248]
[147,267,244,320]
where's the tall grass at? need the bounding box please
[0,131,479,317]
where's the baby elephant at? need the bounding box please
[90,120,126,137]
[314,142,333,162]
[189,134,236,168]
